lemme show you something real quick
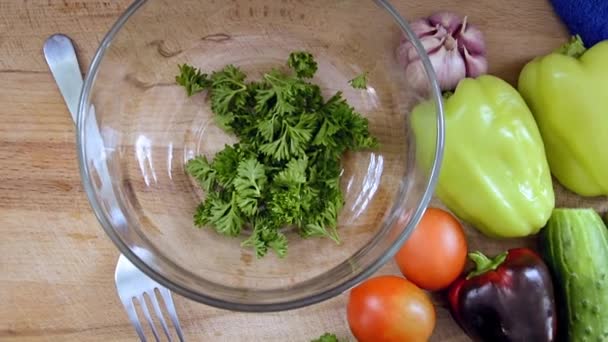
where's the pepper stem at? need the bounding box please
[466,251,508,279]
[555,35,587,58]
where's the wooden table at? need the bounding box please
[1,1,605,341]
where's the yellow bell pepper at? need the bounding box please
[518,36,608,196]
[412,75,555,238]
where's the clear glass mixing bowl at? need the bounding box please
[77,0,444,311]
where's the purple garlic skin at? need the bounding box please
[396,12,488,92]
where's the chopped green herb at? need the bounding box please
[349,72,368,89]
[175,64,211,96]
[178,52,378,258]
[287,51,318,78]
[311,332,341,342]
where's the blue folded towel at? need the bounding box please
[550,0,608,46]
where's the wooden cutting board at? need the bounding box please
[1,1,606,341]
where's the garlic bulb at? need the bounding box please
[396,12,487,93]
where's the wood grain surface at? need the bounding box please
[1,1,606,341]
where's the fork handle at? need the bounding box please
[43,34,83,123]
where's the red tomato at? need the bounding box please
[347,275,436,342]
[395,207,468,291]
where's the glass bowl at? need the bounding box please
[77,0,444,312]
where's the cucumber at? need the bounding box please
[540,208,608,341]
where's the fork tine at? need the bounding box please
[158,287,185,342]
[137,294,161,342]
[122,298,148,342]
[147,290,172,341]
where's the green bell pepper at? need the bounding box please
[518,36,608,197]
[412,75,555,238]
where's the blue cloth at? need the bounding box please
[550,0,608,46]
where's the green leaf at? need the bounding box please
[286,121,313,155]
[176,64,211,96]
[211,145,243,188]
[297,112,320,132]
[233,158,267,216]
[193,199,213,227]
[312,118,340,147]
[311,333,340,342]
[254,86,280,115]
[208,191,244,237]
[349,72,368,89]
[258,70,300,116]
[269,188,303,225]
[241,217,288,258]
[259,137,289,162]
[185,156,216,192]
[267,232,288,258]
[210,64,247,85]
[308,156,341,189]
[301,218,340,244]
[256,115,280,142]
[287,51,318,78]
[300,184,343,243]
[210,85,247,116]
[274,157,308,187]
[259,119,312,161]
[213,111,236,131]
[208,65,248,128]
[300,84,324,112]
[318,91,379,151]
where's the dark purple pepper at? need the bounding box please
[448,248,557,342]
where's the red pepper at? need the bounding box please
[448,248,557,342]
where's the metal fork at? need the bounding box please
[115,255,185,342]
[43,34,185,342]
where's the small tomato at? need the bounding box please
[395,207,468,291]
[347,275,435,342]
